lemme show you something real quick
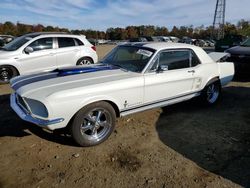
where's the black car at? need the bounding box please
[215,34,244,52]
[225,38,250,77]
[0,38,4,47]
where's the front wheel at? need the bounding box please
[70,102,116,146]
[0,66,18,84]
[201,81,221,105]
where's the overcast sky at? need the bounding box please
[0,0,249,31]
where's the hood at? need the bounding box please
[11,64,139,99]
[225,46,250,55]
[0,49,19,59]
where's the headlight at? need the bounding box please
[24,98,48,118]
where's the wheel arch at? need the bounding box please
[205,76,221,87]
[0,64,20,76]
[65,99,121,129]
[103,100,120,117]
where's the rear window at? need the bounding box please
[74,38,84,46]
[58,37,75,48]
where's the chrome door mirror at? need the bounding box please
[24,46,34,54]
[157,64,168,72]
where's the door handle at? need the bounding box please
[49,53,56,56]
[188,70,195,73]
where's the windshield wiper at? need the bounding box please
[102,62,129,72]
[108,63,128,72]
[111,64,123,69]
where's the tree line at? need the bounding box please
[0,20,249,40]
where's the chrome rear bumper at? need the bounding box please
[10,93,64,127]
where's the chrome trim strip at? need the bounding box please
[10,94,64,126]
[120,92,200,116]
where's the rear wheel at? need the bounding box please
[0,66,18,84]
[201,81,221,105]
[76,57,93,65]
[70,101,116,146]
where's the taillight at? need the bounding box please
[91,46,96,51]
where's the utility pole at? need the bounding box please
[213,0,226,39]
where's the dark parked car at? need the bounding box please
[0,35,15,46]
[225,38,250,77]
[129,37,148,42]
[215,34,244,52]
[0,38,4,47]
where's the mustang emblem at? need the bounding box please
[124,100,128,108]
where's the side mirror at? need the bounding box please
[24,46,34,54]
[157,64,168,72]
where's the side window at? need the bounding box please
[58,37,76,48]
[191,51,200,67]
[28,38,53,51]
[159,50,190,70]
[74,38,84,46]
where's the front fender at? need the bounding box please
[76,95,122,114]
[47,94,122,128]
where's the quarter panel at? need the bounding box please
[191,63,220,91]
[218,62,234,86]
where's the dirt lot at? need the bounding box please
[0,45,250,188]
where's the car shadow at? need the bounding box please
[0,94,76,147]
[233,75,250,82]
[155,86,250,187]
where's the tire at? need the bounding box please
[76,57,94,65]
[0,66,18,84]
[70,101,116,146]
[200,81,221,105]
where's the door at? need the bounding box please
[55,37,80,67]
[18,37,57,74]
[144,49,200,104]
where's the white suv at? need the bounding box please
[0,32,98,83]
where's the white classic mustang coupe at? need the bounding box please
[10,42,234,146]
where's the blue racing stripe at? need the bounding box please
[56,65,118,76]
[12,73,58,91]
[12,64,119,91]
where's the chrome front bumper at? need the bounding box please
[10,93,64,127]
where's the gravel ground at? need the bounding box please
[0,45,249,188]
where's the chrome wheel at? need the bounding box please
[71,101,116,146]
[206,83,220,104]
[80,108,112,141]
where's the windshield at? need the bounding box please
[241,38,250,47]
[101,45,155,73]
[1,35,35,51]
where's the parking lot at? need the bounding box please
[0,45,250,188]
